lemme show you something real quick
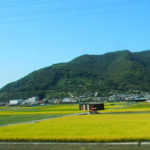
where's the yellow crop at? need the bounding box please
[101,108,150,113]
[1,114,150,142]
[102,102,150,113]
[0,104,85,116]
[104,105,126,109]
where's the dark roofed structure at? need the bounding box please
[79,102,104,111]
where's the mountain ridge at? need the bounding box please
[1,50,150,101]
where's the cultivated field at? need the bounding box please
[0,104,83,115]
[0,103,150,142]
[101,102,150,113]
[0,104,86,126]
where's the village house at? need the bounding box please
[9,99,24,106]
[21,96,39,106]
[62,98,77,104]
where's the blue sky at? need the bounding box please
[0,0,150,88]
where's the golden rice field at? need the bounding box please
[104,102,127,109]
[101,102,150,113]
[1,113,150,142]
[0,102,125,116]
[1,102,150,142]
[104,104,126,109]
[101,108,150,113]
[0,104,85,116]
[0,104,88,126]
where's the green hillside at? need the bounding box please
[1,50,150,101]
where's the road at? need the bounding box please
[0,142,150,150]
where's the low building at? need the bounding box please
[62,98,77,104]
[79,102,104,111]
[21,96,39,106]
[0,102,7,106]
[27,97,39,103]
[134,97,147,102]
[9,99,23,106]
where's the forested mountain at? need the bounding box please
[1,50,150,101]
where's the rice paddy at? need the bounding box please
[1,113,150,142]
[0,104,86,125]
[101,102,150,113]
[0,104,84,116]
[1,102,150,142]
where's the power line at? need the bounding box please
[0,0,148,17]
[0,0,148,8]
[0,0,65,7]
[0,0,149,24]
[0,5,149,25]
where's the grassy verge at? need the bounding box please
[0,114,61,126]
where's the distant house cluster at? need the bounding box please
[8,96,43,106]
[1,92,150,107]
[21,96,39,106]
[108,94,149,102]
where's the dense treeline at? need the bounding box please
[1,50,150,101]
